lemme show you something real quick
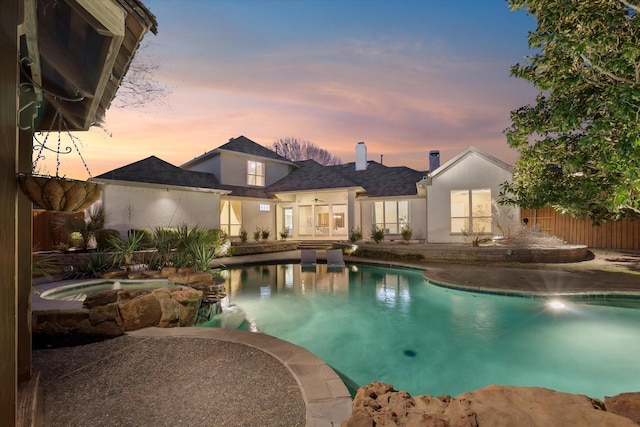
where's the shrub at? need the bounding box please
[349,227,362,243]
[370,226,385,243]
[68,231,84,248]
[401,225,413,242]
[128,228,154,249]
[279,228,289,241]
[253,227,262,241]
[261,228,271,241]
[64,251,111,279]
[240,229,248,243]
[95,229,121,251]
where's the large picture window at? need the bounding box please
[373,200,409,234]
[247,160,265,186]
[450,189,492,234]
[220,200,242,236]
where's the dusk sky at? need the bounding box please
[42,0,539,179]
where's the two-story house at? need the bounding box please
[92,136,518,243]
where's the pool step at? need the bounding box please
[296,241,334,250]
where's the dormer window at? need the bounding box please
[247,160,265,186]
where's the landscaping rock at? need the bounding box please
[158,297,181,328]
[88,303,120,326]
[605,392,640,424]
[342,383,638,427]
[161,266,177,277]
[83,290,118,308]
[118,293,162,331]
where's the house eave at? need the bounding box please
[91,178,230,194]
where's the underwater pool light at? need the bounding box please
[548,300,566,310]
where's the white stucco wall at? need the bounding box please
[358,197,426,241]
[426,151,519,243]
[101,183,221,236]
[239,199,277,240]
[187,151,294,187]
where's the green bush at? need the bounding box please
[401,225,413,242]
[370,226,385,243]
[68,231,84,248]
[64,252,111,279]
[128,228,154,249]
[261,228,271,241]
[349,227,362,243]
[95,229,121,251]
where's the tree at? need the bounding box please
[268,137,342,166]
[111,42,170,110]
[500,0,640,222]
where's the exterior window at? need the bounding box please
[450,189,492,234]
[220,200,242,236]
[373,200,409,234]
[259,203,270,211]
[247,160,265,186]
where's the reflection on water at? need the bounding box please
[223,263,411,303]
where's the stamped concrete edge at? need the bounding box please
[127,327,353,427]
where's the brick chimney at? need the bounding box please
[429,150,440,172]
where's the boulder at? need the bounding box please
[161,266,177,277]
[118,293,162,331]
[171,287,203,327]
[342,383,638,427]
[605,392,640,424]
[158,297,181,328]
[83,290,119,308]
[88,303,121,326]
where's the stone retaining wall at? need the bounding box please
[346,243,589,263]
[32,269,226,348]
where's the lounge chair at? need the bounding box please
[301,249,317,271]
[326,248,345,271]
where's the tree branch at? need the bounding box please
[619,0,640,14]
[580,54,639,85]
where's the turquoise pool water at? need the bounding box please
[204,263,640,399]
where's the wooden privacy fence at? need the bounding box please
[32,210,83,252]
[520,207,640,250]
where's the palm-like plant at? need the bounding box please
[108,231,144,267]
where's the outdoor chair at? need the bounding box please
[301,249,317,271]
[326,248,345,271]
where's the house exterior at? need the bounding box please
[93,136,519,243]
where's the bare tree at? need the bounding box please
[269,137,342,166]
[111,42,171,110]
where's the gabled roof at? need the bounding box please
[181,136,295,168]
[430,146,513,178]
[267,159,360,193]
[267,159,426,197]
[330,161,427,197]
[93,156,223,191]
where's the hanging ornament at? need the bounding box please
[16,109,102,213]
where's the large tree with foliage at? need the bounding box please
[500,0,640,222]
[268,137,342,166]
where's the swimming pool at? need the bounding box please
[203,263,640,399]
